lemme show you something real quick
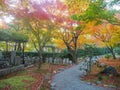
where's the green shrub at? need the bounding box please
[104,54,112,59]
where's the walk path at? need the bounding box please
[52,62,113,90]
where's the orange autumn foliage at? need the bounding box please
[84,23,120,47]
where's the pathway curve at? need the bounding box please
[52,62,113,90]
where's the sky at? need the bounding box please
[112,5,120,10]
[105,0,120,10]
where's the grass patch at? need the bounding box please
[33,63,50,74]
[0,76,34,90]
[16,70,26,75]
[102,75,110,80]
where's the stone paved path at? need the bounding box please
[52,62,113,90]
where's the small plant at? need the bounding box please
[104,54,112,60]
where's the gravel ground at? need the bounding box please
[51,62,114,90]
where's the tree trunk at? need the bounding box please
[72,51,77,64]
[38,52,43,69]
[14,42,17,51]
[108,46,116,59]
[70,50,77,64]
[6,41,8,52]
[5,41,8,58]
[52,47,55,63]
[22,43,25,64]
[17,42,22,51]
[88,56,92,75]
[111,49,116,59]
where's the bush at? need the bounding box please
[104,54,112,59]
[77,46,110,58]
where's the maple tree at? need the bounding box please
[66,0,90,15]
[68,0,120,60]
[53,20,91,63]
[72,0,120,25]
[29,20,54,68]
[6,0,65,67]
[88,23,120,59]
[0,0,119,64]
[46,1,85,63]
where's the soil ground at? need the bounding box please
[82,58,120,89]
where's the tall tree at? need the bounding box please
[7,0,63,67]
[53,22,88,63]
